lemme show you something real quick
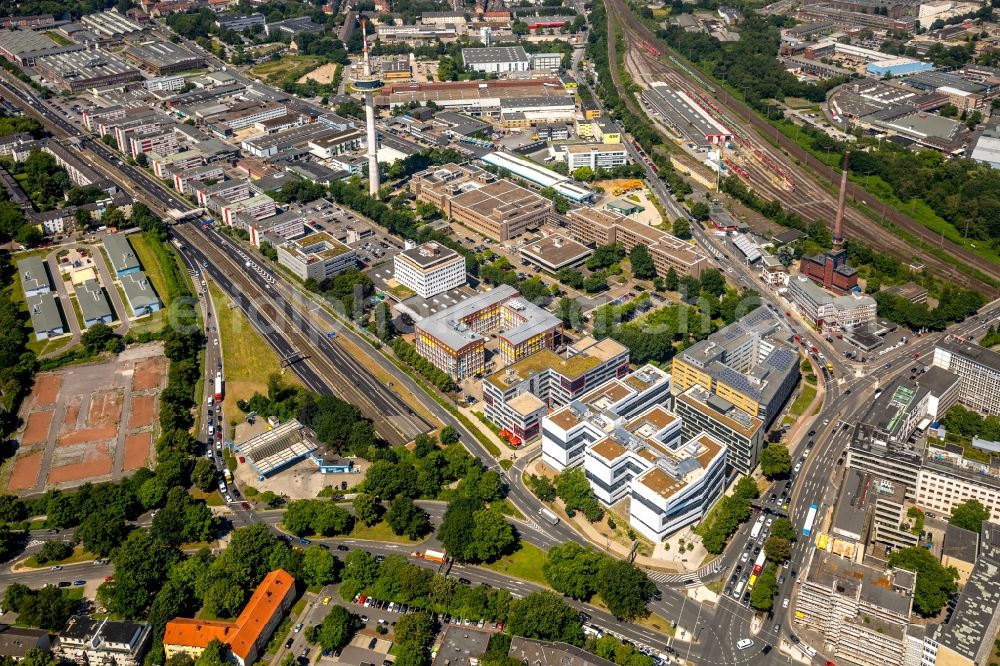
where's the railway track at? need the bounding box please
[603,0,1000,294]
[175,223,429,447]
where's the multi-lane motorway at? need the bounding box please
[5,59,1000,665]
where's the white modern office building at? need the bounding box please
[545,391,726,541]
[932,339,1000,415]
[393,241,466,299]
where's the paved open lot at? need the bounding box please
[7,343,167,494]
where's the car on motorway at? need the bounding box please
[241,502,251,510]
[322,597,331,605]
[458,577,472,585]
[50,566,63,571]
[783,597,789,608]
[360,615,369,623]
[294,624,303,633]
[740,552,749,563]
[58,581,71,588]
[337,545,349,552]
[284,638,293,649]
[736,639,754,650]
[73,580,86,586]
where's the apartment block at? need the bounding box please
[221,194,276,226]
[128,130,179,159]
[196,179,251,209]
[567,207,707,278]
[247,210,308,247]
[164,570,294,666]
[932,339,1000,415]
[393,241,466,299]
[56,616,151,666]
[672,306,799,431]
[411,163,551,241]
[415,284,562,382]
[484,336,628,445]
[796,550,917,666]
[173,163,225,194]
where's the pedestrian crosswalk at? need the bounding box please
[647,558,722,587]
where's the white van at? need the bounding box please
[736,639,754,651]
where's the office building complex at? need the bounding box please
[393,241,466,299]
[164,570,294,666]
[674,385,764,476]
[485,336,630,445]
[562,143,629,171]
[411,164,551,241]
[787,275,876,329]
[276,232,357,283]
[567,207,707,278]
[415,284,562,381]
[932,339,1000,415]
[672,306,799,431]
[541,369,725,540]
[796,551,919,666]
[542,365,673,470]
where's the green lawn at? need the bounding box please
[208,281,299,421]
[480,542,548,586]
[126,234,171,306]
[348,520,421,544]
[389,284,415,300]
[22,546,94,568]
[191,488,224,506]
[788,382,817,418]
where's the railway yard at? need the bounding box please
[603,0,1000,295]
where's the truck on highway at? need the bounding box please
[751,550,766,576]
[749,515,765,540]
[803,503,818,537]
[214,372,223,401]
[411,549,448,563]
[539,508,560,525]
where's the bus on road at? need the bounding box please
[749,515,765,540]
[803,503,818,537]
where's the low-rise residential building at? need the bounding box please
[164,570,294,666]
[104,232,142,277]
[56,616,151,666]
[567,207,707,278]
[0,627,50,660]
[277,231,356,283]
[120,272,161,317]
[393,241,466,299]
[17,256,52,298]
[26,292,63,340]
[214,13,265,31]
[77,278,114,327]
[795,551,918,666]
[760,254,789,287]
